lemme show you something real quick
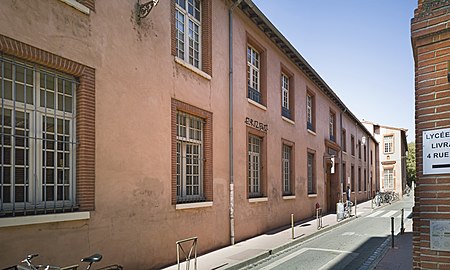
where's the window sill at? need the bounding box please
[248,197,268,203]
[175,57,212,81]
[283,195,296,200]
[308,194,317,198]
[0,212,90,228]
[176,201,213,210]
[307,129,316,136]
[282,116,295,125]
[58,0,90,14]
[247,98,267,111]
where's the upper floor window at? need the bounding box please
[358,140,362,159]
[1,56,77,215]
[175,0,201,68]
[384,135,394,153]
[281,73,291,118]
[364,145,367,162]
[351,135,355,156]
[342,129,347,152]
[247,45,261,104]
[329,111,336,142]
[306,92,315,131]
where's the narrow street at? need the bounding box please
[246,196,414,270]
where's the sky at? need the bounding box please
[252,0,417,142]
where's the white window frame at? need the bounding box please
[383,169,394,190]
[176,112,204,202]
[282,144,291,195]
[307,151,315,194]
[1,57,77,213]
[281,73,289,110]
[247,45,260,92]
[175,0,202,69]
[384,135,394,153]
[248,135,261,197]
[306,94,313,130]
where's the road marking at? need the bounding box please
[259,248,356,270]
[342,232,355,236]
[381,210,397,218]
[367,211,384,217]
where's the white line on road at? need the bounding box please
[381,210,397,218]
[367,211,384,218]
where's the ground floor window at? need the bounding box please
[307,150,316,194]
[383,168,394,190]
[1,55,77,215]
[248,135,262,197]
[282,144,292,195]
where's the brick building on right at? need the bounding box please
[411,0,450,269]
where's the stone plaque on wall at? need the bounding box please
[430,220,450,252]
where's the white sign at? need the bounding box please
[430,220,450,251]
[423,128,450,175]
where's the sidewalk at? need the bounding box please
[373,212,413,270]
[163,199,382,270]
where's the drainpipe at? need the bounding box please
[340,109,346,202]
[229,0,243,246]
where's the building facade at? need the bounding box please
[363,121,408,198]
[0,0,378,268]
[411,0,450,269]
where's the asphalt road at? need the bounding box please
[245,195,414,270]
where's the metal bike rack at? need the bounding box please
[176,236,198,270]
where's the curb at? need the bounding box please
[223,203,392,270]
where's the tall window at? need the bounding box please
[351,164,355,192]
[176,112,204,202]
[358,140,361,159]
[307,151,316,194]
[383,169,394,190]
[342,129,347,152]
[282,144,292,195]
[248,135,262,197]
[247,45,261,103]
[1,56,77,214]
[384,135,394,153]
[175,0,201,68]
[306,93,315,131]
[351,135,355,156]
[342,162,346,188]
[281,73,290,119]
[358,167,361,191]
[364,169,367,191]
[364,145,367,162]
[329,111,336,142]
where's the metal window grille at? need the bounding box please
[247,45,260,98]
[383,169,394,190]
[0,55,77,217]
[307,152,314,194]
[282,144,291,195]
[175,0,201,68]
[384,136,393,153]
[248,135,261,197]
[176,111,204,203]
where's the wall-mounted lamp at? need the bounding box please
[136,0,159,24]
[361,136,366,146]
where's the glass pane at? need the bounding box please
[15,167,26,184]
[46,151,54,167]
[1,80,12,100]
[44,186,54,201]
[1,147,11,165]
[2,61,12,79]
[15,187,26,202]
[44,168,55,184]
[41,74,55,91]
[2,167,11,184]
[15,149,28,165]
[2,186,11,202]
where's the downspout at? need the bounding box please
[340,109,346,202]
[229,0,243,246]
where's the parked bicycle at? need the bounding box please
[2,254,122,270]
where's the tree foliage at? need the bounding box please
[407,142,416,186]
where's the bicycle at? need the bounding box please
[2,254,122,270]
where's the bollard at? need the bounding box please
[401,208,405,235]
[291,214,294,239]
[391,217,395,248]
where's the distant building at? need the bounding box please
[362,121,408,198]
[411,0,450,269]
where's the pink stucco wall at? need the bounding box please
[0,0,378,269]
